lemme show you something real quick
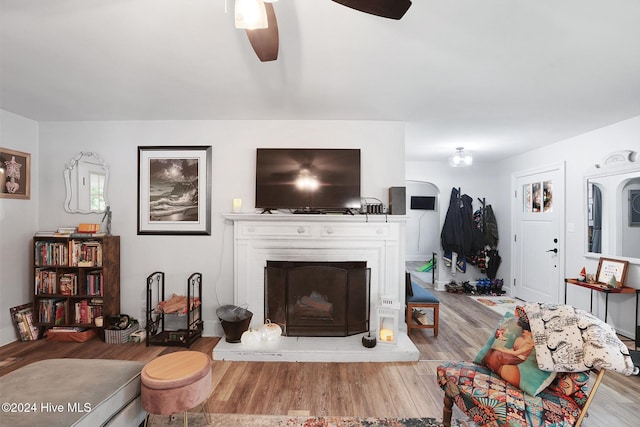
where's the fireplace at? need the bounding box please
[216,214,419,362]
[265,261,371,337]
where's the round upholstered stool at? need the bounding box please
[141,351,212,426]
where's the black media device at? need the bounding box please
[410,196,436,210]
[388,187,406,215]
[256,148,361,212]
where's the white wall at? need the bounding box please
[0,110,39,345]
[494,115,640,338]
[405,180,440,265]
[30,120,405,341]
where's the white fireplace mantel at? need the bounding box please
[224,213,407,331]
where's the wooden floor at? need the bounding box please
[1,289,639,425]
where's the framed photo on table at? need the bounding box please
[137,146,212,235]
[0,147,31,200]
[595,257,629,287]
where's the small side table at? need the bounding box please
[565,278,639,349]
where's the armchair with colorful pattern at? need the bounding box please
[435,303,629,427]
[437,361,604,427]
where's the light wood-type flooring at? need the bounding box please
[1,288,638,425]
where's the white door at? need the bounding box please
[512,163,565,303]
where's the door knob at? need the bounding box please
[546,248,558,253]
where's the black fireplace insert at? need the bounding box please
[265,261,370,337]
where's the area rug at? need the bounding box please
[469,295,518,316]
[148,413,474,426]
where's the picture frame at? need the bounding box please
[137,146,212,235]
[10,303,40,341]
[595,257,629,287]
[0,147,31,199]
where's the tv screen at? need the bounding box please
[410,196,436,210]
[256,148,361,211]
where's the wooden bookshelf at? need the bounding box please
[32,235,120,337]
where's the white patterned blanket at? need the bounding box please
[523,302,638,376]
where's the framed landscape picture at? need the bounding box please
[0,147,31,199]
[137,146,212,235]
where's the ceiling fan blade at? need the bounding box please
[331,0,412,20]
[245,2,279,62]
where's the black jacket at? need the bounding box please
[484,204,499,249]
[461,194,486,257]
[440,187,463,254]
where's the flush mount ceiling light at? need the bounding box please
[449,147,473,167]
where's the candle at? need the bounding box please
[232,198,242,213]
[380,328,394,342]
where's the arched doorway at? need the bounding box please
[405,180,440,286]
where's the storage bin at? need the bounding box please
[105,322,140,344]
[46,328,97,342]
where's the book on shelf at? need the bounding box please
[48,326,88,333]
[57,226,77,234]
[54,300,66,325]
[74,299,102,324]
[35,268,57,294]
[69,239,103,267]
[34,231,56,236]
[59,273,78,295]
[55,227,77,237]
[34,241,69,266]
[86,271,104,296]
[77,299,89,324]
[38,298,66,324]
[70,232,106,238]
[77,223,100,233]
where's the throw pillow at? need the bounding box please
[474,311,556,396]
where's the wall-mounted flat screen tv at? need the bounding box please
[411,196,436,210]
[256,148,361,211]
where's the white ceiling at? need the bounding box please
[1,0,639,163]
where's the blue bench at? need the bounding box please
[406,273,439,336]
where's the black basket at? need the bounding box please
[217,305,253,343]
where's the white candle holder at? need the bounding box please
[232,198,242,213]
[377,296,400,345]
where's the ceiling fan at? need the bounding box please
[236,0,413,62]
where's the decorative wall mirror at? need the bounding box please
[63,152,110,214]
[585,150,640,263]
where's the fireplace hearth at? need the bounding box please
[265,261,370,337]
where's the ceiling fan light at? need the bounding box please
[235,0,268,30]
[449,147,473,167]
